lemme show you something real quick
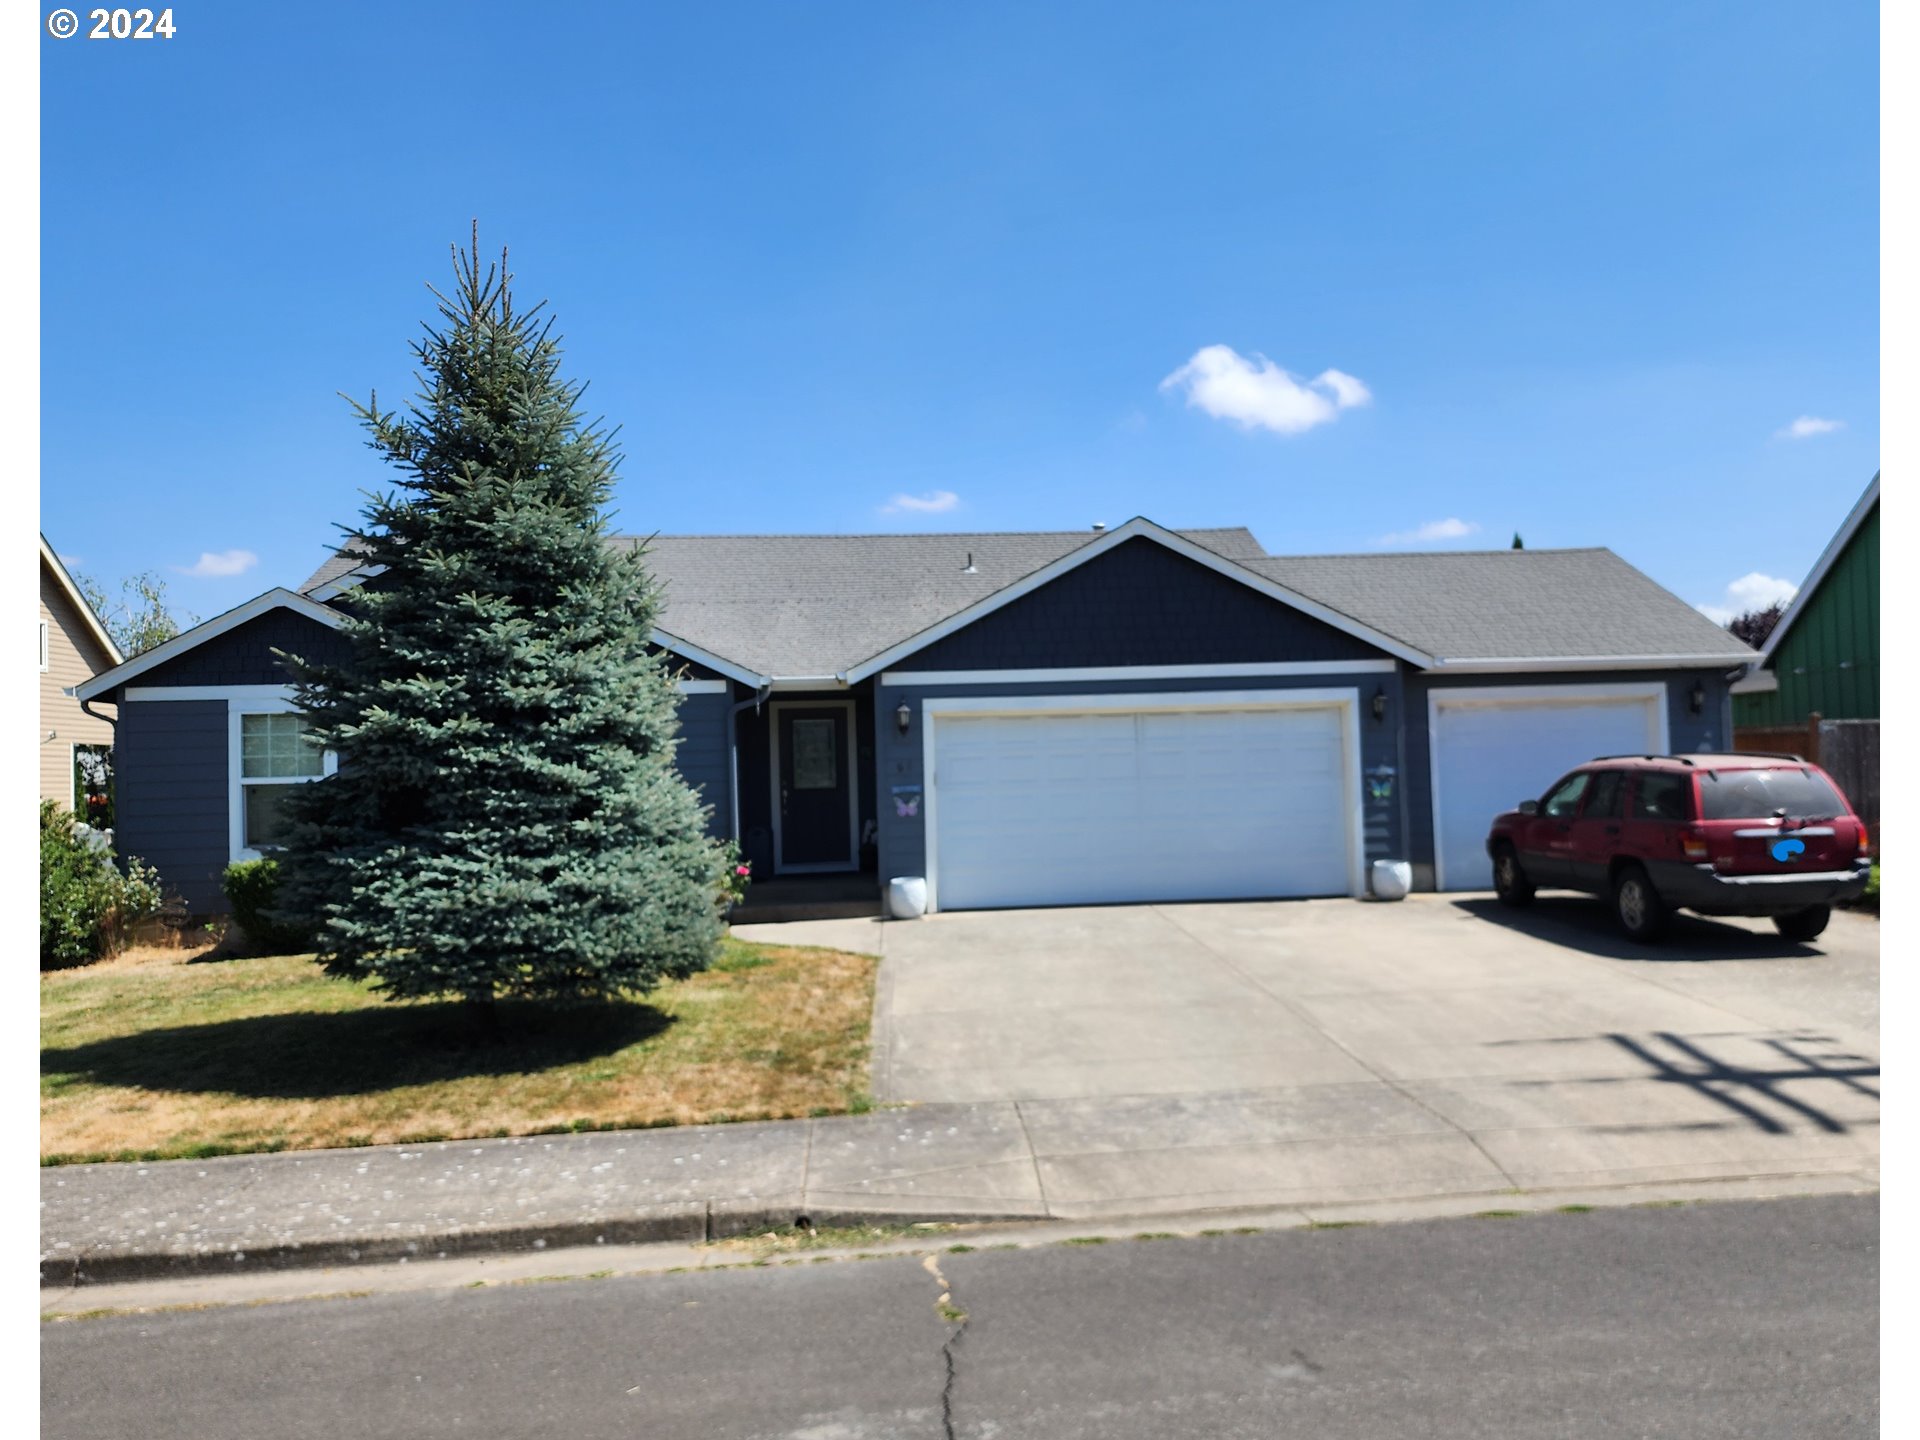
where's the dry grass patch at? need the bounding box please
[41,939,877,1165]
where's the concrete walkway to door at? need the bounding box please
[749,895,1880,1218]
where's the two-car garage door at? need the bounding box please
[928,698,1355,911]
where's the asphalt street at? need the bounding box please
[42,1194,1876,1439]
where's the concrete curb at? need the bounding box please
[42,1198,1051,1288]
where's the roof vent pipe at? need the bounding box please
[961,553,978,574]
[1091,522,1106,532]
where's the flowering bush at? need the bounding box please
[718,844,753,911]
[40,800,162,967]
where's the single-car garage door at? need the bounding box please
[928,699,1355,911]
[1430,686,1667,891]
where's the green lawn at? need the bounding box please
[41,938,877,1165]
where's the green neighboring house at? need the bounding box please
[1731,473,1879,726]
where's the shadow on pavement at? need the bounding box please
[1498,1029,1879,1136]
[41,1000,673,1099]
[1449,896,1820,962]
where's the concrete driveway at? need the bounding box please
[748,895,1878,1216]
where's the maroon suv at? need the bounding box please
[1485,753,1872,942]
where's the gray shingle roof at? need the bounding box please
[1248,548,1756,664]
[298,526,1752,676]
[632,528,1265,678]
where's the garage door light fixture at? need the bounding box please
[895,701,913,735]
[1370,686,1388,723]
[1687,679,1705,715]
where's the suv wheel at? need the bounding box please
[1612,864,1666,942]
[1493,845,1535,908]
[1773,905,1831,942]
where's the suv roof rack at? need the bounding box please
[1592,754,1695,766]
[1724,750,1806,762]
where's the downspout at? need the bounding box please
[79,696,118,734]
[726,682,772,845]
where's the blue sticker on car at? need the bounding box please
[1770,838,1806,863]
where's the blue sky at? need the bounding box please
[41,1,1877,628]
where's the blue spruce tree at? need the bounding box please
[279,232,726,1014]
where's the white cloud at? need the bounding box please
[881,490,960,515]
[1159,345,1371,435]
[1376,517,1480,547]
[1776,415,1845,440]
[180,549,259,578]
[1694,571,1798,625]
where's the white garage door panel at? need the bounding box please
[933,705,1351,911]
[1431,695,1662,892]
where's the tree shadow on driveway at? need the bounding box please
[1449,896,1822,962]
[41,1001,674,1100]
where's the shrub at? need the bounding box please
[222,858,315,955]
[39,800,161,967]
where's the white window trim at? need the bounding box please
[768,697,861,875]
[1425,680,1668,892]
[229,691,336,864]
[39,619,50,672]
[918,687,1366,914]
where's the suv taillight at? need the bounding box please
[1858,824,1871,854]
[1680,827,1710,861]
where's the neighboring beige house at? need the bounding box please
[39,536,122,810]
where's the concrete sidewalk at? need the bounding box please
[41,1079,1876,1286]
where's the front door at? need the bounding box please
[774,703,856,871]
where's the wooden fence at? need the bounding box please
[1733,714,1880,854]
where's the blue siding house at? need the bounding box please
[78,519,1757,913]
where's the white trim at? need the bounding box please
[1425,681,1668,892]
[1427,654,1752,674]
[1756,473,1878,663]
[1729,670,1780,695]
[227,690,337,864]
[652,628,766,688]
[39,535,125,667]
[76,588,343,702]
[768,698,862,874]
[674,678,729,695]
[842,518,1432,681]
[768,675,850,692]
[39,619,49,672]
[126,684,310,702]
[919,687,1366,914]
[880,659,1396,687]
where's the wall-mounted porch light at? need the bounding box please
[895,701,913,736]
[1370,686,1388,723]
[1688,679,1706,715]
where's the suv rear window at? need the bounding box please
[1697,767,1847,821]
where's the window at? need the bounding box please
[1632,772,1691,822]
[1582,771,1627,820]
[39,620,49,672]
[791,718,838,790]
[238,712,325,852]
[1541,772,1590,818]
[73,744,114,829]
[1697,767,1846,821]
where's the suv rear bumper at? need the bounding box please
[1647,860,1872,916]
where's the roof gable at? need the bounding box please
[39,536,123,668]
[1759,473,1879,665]
[75,589,343,701]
